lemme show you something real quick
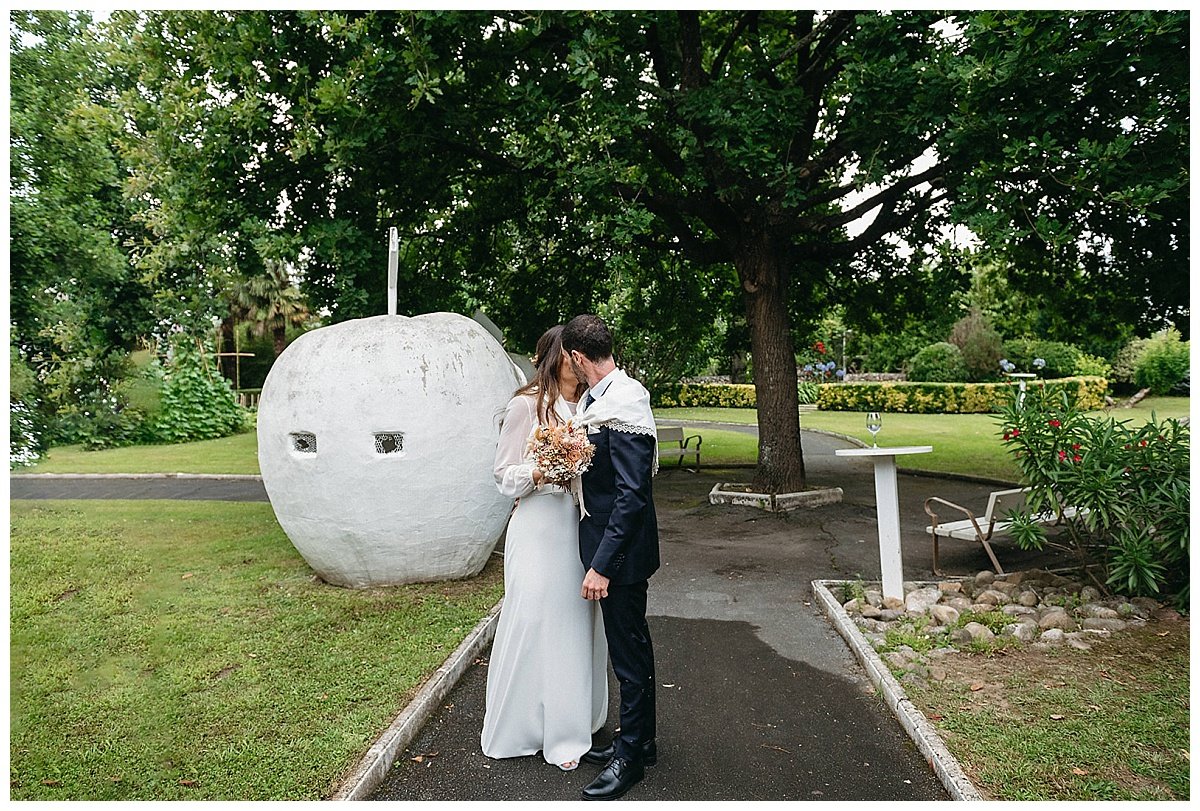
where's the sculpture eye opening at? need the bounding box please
[291,432,317,454]
[374,432,404,454]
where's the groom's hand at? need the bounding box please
[581,568,610,601]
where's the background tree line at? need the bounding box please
[10,10,1188,488]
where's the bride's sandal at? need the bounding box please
[557,760,579,772]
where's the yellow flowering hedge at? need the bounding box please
[652,382,757,408]
[652,377,1107,413]
[816,376,1108,413]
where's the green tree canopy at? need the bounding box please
[110,10,1188,490]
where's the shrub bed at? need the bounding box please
[817,377,1108,413]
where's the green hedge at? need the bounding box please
[817,376,1108,413]
[652,377,1108,413]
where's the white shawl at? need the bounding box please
[574,369,660,512]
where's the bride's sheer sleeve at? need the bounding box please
[494,396,537,499]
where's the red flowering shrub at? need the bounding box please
[998,383,1189,603]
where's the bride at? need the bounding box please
[480,325,608,771]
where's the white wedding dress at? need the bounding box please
[480,393,608,766]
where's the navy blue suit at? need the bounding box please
[580,421,659,761]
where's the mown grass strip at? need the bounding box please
[9,500,503,800]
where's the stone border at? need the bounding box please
[709,483,843,511]
[811,579,984,801]
[10,472,264,480]
[329,599,503,801]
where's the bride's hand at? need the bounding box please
[531,468,544,488]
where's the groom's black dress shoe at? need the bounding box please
[581,738,657,767]
[580,756,644,801]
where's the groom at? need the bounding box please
[563,314,660,802]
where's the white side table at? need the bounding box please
[835,445,933,601]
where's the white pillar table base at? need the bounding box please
[835,445,933,602]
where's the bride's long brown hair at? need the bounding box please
[515,325,586,425]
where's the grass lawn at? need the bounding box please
[21,430,261,475]
[905,621,1190,800]
[9,500,503,800]
[656,396,1190,482]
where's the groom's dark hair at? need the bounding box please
[561,314,613,362]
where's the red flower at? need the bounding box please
[1058,450,1067,460]
[1072,443,1081,451]
[1011,428,1021,438]
[1073,454,1082,463]
[1049,419,1061,428]
[1139,440,1148,447]
[814,340,827,354]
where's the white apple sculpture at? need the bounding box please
[257,310,522,588]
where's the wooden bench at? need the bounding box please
[924,487,1083,575]
[656,426,702,469]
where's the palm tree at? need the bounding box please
[229,262,312,359]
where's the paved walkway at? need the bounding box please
[12,428,1073,801]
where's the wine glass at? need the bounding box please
[866,412,882,447]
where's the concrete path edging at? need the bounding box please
[811,579,984,802]
[330,599,503,801]
[10,472,264,481]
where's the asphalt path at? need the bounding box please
[8,476,269,502]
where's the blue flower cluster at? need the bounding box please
[801,361,846,380]
[1000,357,1046,373]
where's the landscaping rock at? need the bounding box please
[949,628,974,645]
[1131,596,1161,614]
[929,605,961,626]
[904,587,942,614]
[1000,604,1037,617]
[990,580,1020,597]
[1003,623,1036,643]
[1082,617,1128,632]
[945,596,973,613]
[834,571,1158,680]
[1039,628,1066,646]
[962,622,995,642]
[975,589,1011,606]
[1078,604,1119,619]
[1038,610,1078,631]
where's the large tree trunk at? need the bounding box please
[273,322,287,358]
[736,230,806,492]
